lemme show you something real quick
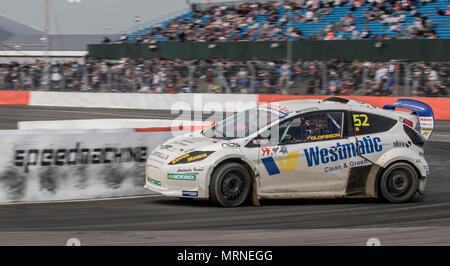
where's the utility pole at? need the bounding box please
[41,0,50,90]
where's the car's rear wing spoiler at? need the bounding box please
[383,99,435,140]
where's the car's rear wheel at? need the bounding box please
[379,162,419,203]
[209,162,251,207]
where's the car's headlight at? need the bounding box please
[169,151,215,165]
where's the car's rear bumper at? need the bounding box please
[418,176,428,195]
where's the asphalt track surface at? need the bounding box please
[0,105,449,245]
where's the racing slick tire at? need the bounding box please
[379,162,419,203]
[209,162,252,207]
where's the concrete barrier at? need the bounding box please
[1,91,450,120]
[28,92,258,112]
[0,91,30,105]
[18,119,210,130]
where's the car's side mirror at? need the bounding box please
[246,127,282,147]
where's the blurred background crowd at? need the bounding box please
[1,58,448,97]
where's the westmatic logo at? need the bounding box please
[261,136,383,175]
[304,136,383,167]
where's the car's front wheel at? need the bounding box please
[209,162,252,207]
[379,162,419,203]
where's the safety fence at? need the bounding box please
[1,60,448,97]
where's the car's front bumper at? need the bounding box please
[144,163,209,199]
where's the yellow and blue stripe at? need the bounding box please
[261,151,299,176]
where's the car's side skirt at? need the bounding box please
[258,191,347,200]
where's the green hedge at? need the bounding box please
[88,39,450,62]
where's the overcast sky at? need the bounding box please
[0,0,239,35]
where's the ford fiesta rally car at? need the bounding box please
[145,97,434,207]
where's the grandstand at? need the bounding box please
[2,0,448,97]
[123,0,450,42]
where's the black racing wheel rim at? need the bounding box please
[220,170,246,201]
[386,166,415,198]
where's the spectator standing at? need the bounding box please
[360,28,372,39]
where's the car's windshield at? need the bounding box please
[202,105,289,139]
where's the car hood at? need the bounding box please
[147,132,227,165]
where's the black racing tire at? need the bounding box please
[209,162,252,207]
[379,162,419,203]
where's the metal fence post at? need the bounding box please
[362,65,368,95]
[132,70,137,92]
[81,67,89,91]
[394,62,400,96]
[404,62,411,97]
[107,71,112,92]
[320,62,328,95]
[188,62,195,92]
[18,68,24,91]
[218,63,231,94]
[248,62,256,94]
[62,66,66,92]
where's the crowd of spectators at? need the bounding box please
[1,58,448,97]
[107,0,447,43]
[314,0,445,40]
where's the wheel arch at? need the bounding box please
[376,148,427,177]
[374,159,422,197]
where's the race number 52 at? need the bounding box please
[353,114,370,127]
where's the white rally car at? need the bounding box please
[145,97,434,207]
